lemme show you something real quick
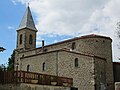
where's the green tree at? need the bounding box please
[117,22,120,39]
[0,64,6,71]
[7,50,15,71]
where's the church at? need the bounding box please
[14,6,114,90]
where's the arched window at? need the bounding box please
[42,62,46,71]
[72,42,76,50]
[75,58,78,67]
[16,64,18,71]
[29,34,33,44]
[22,55,24,58]
[27,65,30,72]
[20,34,22,44]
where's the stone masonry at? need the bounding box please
[0,83,70,90]
[14,6,114,90]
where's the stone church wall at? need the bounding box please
[15,36,114,90]
[21,51,58,75]
[94,57,107,90]
[57,51,95,90]
[21,50,97,90]
[45,37,114,90]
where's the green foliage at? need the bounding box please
[7,50,15,71]
[0,50,15,71]
[0,64,6,71]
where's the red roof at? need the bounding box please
[113,62,120,64]
[44,34,112,47]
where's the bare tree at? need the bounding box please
[116,22,120,60]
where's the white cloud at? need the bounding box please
[8,26,15,30]
[36,41,42,46]
[53,40,58,43]
[16,0,120,61]
[11,0,17,5]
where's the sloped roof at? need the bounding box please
[113,62,120,64]
[18,6,37,31]
[43,34,112,47]
[21,48,106,61]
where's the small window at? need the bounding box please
[44,49,47,52]
[22,55,24,58]
[16,65,18,71]
[20,34,22,44]
[27,65,30,72]
[72,42,76,50]
[29,34,33,44]
[42,62,46,71]
[96,40,98,42]
[75,58,78,67]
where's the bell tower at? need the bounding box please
[16,6,37,51]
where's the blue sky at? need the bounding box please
[0,1,25,65]
[0,0,120,65]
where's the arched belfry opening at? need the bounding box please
[29,34,33,44]
[20,34,22,44]
[27,65,30,72]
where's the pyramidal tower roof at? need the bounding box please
[18,6,37,31]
